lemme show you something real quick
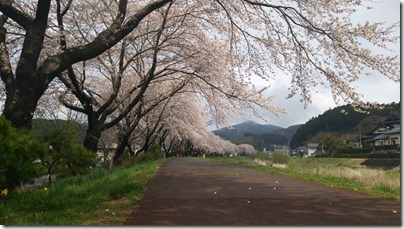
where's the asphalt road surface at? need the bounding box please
[124,158,400,226]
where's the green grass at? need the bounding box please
[210,156,400,201]
[0,159,168,225]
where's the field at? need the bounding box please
[209,156,400,201]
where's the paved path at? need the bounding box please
[124,158,400,226]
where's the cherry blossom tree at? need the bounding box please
[237,144,257,155]
[146,91,239,157]
[111,76,189,164]
[57,3,184,152]
[0,0,171,129]
[57,1,283,156]
[0,0,398,131]
[111,85,242,163]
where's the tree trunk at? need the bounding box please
[127,143,135,156]
[48,167,53,184]
[113,134,130,166]
[2,83,44,129]
[83,123,102,153]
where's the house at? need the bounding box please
[296,143,318,157]
[307,143,319,157]
[352,115,400,151]
[385,125,400,146]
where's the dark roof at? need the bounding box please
[368,122,396,135]
[360,133,378,140]
[307,143,319,148]
[350,133,377,142]
[386,126,400,134]
[372,134,389,141]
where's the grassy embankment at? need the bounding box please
[210,156,400,201]
[0,159,168,225]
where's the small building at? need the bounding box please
[296,143,319,157]
[385,126,400,146]
[351,115,400,151]
[307,143,319,157]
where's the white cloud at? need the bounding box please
[214,0,400,130]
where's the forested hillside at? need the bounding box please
[289,102,401,148]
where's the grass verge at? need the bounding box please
[209,156,400,201]
[0,158,168,225]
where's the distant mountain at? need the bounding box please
[213,120,284,140]
[272,124,302,140]
[289,102,401,149]
[213,121,302,151]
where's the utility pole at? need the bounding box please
[388,106,393,119]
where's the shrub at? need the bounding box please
[271,152,289,164]
[0,116,45,190]
[39,130,97,179]
[38,131,73,182]
[60,146,97,177]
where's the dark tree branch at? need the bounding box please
[16,0,51,84]
[37,0,173,84]
[0,13,14,91]
[0,0,32,29]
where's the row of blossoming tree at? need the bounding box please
[0,1,399,169]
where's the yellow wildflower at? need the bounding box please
[44,187,48,191]
[1,189,8,196]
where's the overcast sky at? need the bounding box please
[213,0,401,129]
